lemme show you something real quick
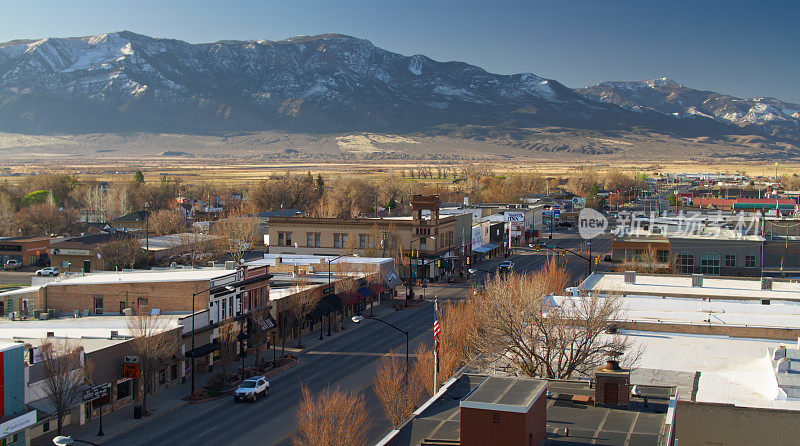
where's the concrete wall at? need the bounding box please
[675,401,800,446]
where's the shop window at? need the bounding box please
[725,254,736,268]
[746,254,757,268]
[116,379,132,399]
[43,420,49,432]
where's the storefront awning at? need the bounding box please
[357,286,372,298]
[185,342,219,358]
[473,243,499,253]
[369,284,386,295]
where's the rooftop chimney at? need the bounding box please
[624,271,636,284]
[762,277,773,290]
[692,274,703,287]
[594,351,630,407]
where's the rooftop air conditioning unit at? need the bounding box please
[692,274,703,287]
[762,277,773,290]
[624,271,636,284]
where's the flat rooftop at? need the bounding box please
[461,375,546,412]
[0,314,184,339]
[581,273,800,301]
[554,294,800,329]
[44,268,235,286]
[384,374,675,446]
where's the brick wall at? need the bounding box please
[43,280,212,314]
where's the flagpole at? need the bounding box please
[434,296,439,395]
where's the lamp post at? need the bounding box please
[352,315,408,385]
[144,202,151,251]
[190,284,235,396]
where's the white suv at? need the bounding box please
[233,376,269,402]
[36,267,59,276]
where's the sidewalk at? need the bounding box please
[31,299,401,445]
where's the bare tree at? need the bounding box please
[96,237,148,270]
[148,209,186,236]
[14,203,78,236]
[372,343,436,427]
[212,207,261,263]
[39,338,85,435]
[467,258,634,379]
[216,318,239,382]
[284,285,323,348]
[251,307,272,370]
[127,314,180,415]
[437,299,476,386]
[640,244,660,274]
[293,384,370,446]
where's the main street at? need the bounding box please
[106,228,609,445]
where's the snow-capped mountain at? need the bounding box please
[0,31,746,139]
[577,78,800,139]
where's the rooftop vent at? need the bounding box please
[762,277,773,290]
[624,271,636,284]
[692,274,703,287]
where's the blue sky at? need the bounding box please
[2,0,798,102]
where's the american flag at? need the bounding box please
[433,307,441,353]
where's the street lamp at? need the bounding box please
[53,436,100,446]
[351,315,409,386]
[190,284,235,396]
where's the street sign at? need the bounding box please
[123,363,140,379]
[123,355,139,364]
[83,384,109,402]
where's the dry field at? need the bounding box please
[1,129,798,186]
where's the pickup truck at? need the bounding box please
[233,376,269,402]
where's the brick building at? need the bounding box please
[0,236,54,267]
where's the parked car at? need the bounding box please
[603,254,613,262]
[3,260,21,270]
[498,260,514,274]
[35,267,59,276]
[234,376,269,402]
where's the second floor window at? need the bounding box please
[334,234,340,248]
[359,234,367,249]
[745,254,757,268]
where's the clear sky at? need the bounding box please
[2,0,798,102]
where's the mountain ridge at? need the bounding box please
[0,31,796,156]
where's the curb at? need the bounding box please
[95,400,190,444]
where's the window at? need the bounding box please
[277,232,284,246]
[137,298,148,308]
[725,254,736,268]
[43,420,50,432]
[285,232,292,246]
[678,252,694,274]
[307,233,320,247]
[700,252,721,275]
[93,297,104,315]
[229,297,234,318]
[314,233,320,247]
[341,234,347,246]
[221,299,226,319]
[61,260,69,268]
[2,433,18,445]
[746,254,757,268]
[657,250,670,263]
[359,234,367,249]
[116,379,132,399]
[334,234,340,248]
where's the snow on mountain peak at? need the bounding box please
[646,77,681,88]
[408,55,424,76]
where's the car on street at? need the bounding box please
[603,254,613,262]
[498,260,514,274]
[3,260,21,270]
[234,376,269,402]
[36,267,59,276]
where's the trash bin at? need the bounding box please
[133,405,143,419]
